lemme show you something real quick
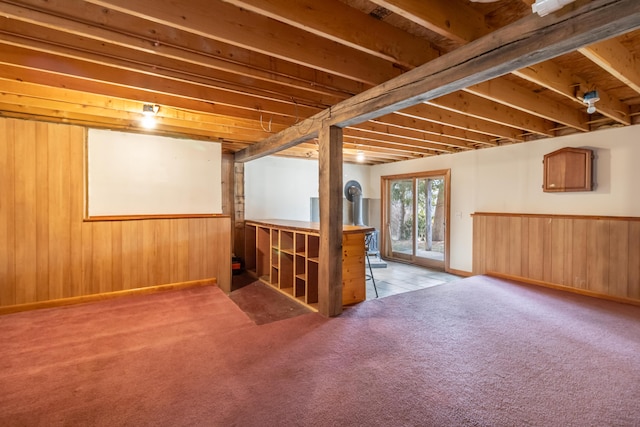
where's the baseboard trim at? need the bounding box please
[487,272,640,307]
[0,278,218,316]
[447,268,473,277]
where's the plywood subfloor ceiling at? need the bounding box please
[0,0,639,164]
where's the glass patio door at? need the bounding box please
[415,177,445,266]
[384,170,449,270]
[389,179,414,261]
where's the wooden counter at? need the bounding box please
[244,220,374,310]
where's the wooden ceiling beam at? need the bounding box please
[579,38,640,94]
[344,134,442,157]
[0,102,132,128]
[464,79,589,132]
[372,0,627,132]
[230,0,585,140]
[0,1,365,98]
[85,0,400,85]
[219,0,437,69]
[374,113,498,146]
[345,127,456,154]
[0,95,276,142]
[397,104,524,142]
[341,139,438,158]
[345,127,461,153]
[364,0,538,139]
[279,130,473,164]
[367,0,491,44]
[341,147,433,164]
[514,60,631,125]
[236,0,640,162]
[298,141,416,159]
[0,69,298,127]
[279,144,408,165]
[0,101,257,146]
[0,44,321,118]
[428,92,555,137]
[0,24,346,109]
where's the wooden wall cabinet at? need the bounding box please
[543,147,593,192]
[244,220,372,311]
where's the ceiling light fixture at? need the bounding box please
[356,150,365,163]
[583,90,600,114]
[531,0,576,17]
[140,104,160,129]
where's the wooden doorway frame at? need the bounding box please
[381,169,451,272]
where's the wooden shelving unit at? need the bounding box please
[244,220,373,310]
[245,222,320,309]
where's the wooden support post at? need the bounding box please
[221,154,235,253]
[318,125,343,317]
[233,161,245,260]
[221,154,234,217]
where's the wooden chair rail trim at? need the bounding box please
[487,272,640,307]
[471,212,640,222]
[84,214,230,222]
[0,278,217,316]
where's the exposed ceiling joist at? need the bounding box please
[84,0,400,85]
[367,0,492,44]
[0,0,367,98]
[579,39,640,94]
[427,92,555,137]
[237,0,640,162]
[218,0,438,68]
[464,80,589,132]
[0,0,639,165]
[513,61,631,125]
[396,104,525,142]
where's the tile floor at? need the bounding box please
[365,259,462,300]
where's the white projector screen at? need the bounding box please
[87,129,222,216]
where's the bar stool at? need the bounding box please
[365,232,379,298]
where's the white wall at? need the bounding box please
[88,129,222,216]
[369,125,640,272]
[245,125,640,273]
[245,156,369,221]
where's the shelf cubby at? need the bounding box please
[306,261,319,305]
[295,233,306,255]
[295,276,306,299]
[295,253,306,277]
[281,231,294,254]
[307,234,319,263]
[256,227,271,278]
[244,224,257,273]
[280,252,294,290]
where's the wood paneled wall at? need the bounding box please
[473,212,640,303]
[0,118,231,310]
